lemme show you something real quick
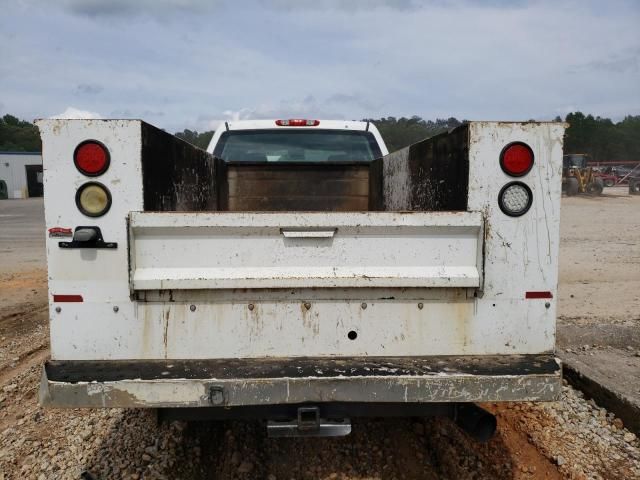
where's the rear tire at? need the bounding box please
[566,177,579,196]
[586,178,604,196]
[630,179,640,195]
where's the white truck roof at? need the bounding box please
[207,119,389,156]
[224,119,372,131]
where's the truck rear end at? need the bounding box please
[37,119,565,438]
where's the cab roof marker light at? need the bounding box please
[275,119,320,127]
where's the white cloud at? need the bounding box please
[50,107,102,119]
[1,1,638,131]
[198,96,349,131]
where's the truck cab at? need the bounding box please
[207,119,388,161]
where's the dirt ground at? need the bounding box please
[557,187,640,327]
[0,198,48,377]
[0,191,639,479]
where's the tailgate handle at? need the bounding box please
[281,229,337,238]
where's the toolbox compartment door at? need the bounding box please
[129,211,483,290]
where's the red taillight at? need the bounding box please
[500,142,534,177]
[275,119,320,127]
[74,140,110,176]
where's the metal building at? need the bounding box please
[0,152,43,199]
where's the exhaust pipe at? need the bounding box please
[454,404,497,442]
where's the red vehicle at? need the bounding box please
[595,167,636,187]
[595,172,622,187]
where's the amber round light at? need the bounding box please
[500,142,534,177]
[74,140,110,176]
[75,182,112,217]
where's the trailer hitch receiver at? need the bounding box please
[267,406,351,438]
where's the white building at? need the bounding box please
[0,152,43,199]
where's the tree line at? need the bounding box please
[2,112,639,161]
[561,112,640,162]
[171,113,640,161]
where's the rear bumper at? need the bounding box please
[40,355,561,408]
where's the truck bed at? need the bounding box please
[140,122,469,213]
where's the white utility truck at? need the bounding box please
[37,118,565,440]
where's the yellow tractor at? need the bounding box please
[562,154,604,196]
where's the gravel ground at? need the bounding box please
[2,360,640,479]
[0,270,48,372]
[490,385,640,479]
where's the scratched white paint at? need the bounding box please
[466,122,564,354]
[381,146,411,210]
[130,211,482,290]
[37,120,144,360]
[138,296,479,358]
[39,121,564,363]
[43,373,560,407]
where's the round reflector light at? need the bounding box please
[74,140,110,176]
[500,142,534,177]
[75,182,112,217]
[498,182,532,217]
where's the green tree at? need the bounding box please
[175,129,214,150]
[364,116,463,152]
[564,112,640,162]
[0,115,41,151]
[616,115,640,160]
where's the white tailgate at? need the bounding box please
[129,212,483,290]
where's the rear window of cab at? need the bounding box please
[213,129,382,162]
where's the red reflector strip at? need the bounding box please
[53,294,84,302]
[525,291,553,299]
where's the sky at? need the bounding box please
[1,0,639,132]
